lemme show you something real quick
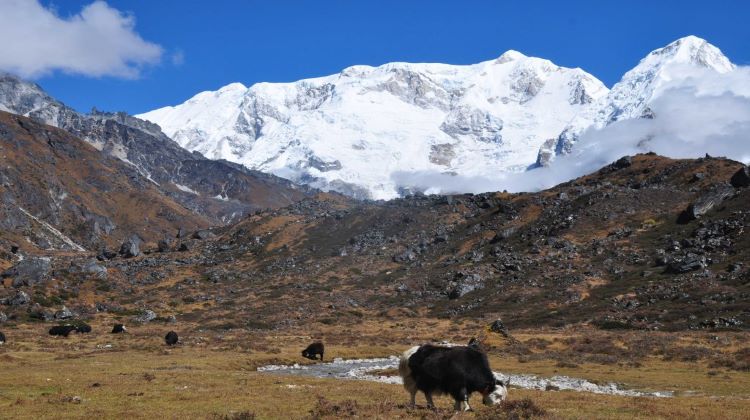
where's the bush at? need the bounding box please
[475,398,547,420]
[307,396,359,419]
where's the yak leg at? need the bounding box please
[454,387,471,412]
[424,392,435,408]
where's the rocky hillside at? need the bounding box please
[0,111,210,254]
[0,73,313,225]
[2,154,747,332]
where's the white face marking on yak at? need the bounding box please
[483,376,508,405]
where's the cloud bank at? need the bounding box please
[0,0,163,78]
[392,65,750,195]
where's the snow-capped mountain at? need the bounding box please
[138,52,608,199]
[139,36,739,199]
[538,35,736,165]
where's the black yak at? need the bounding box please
[76,323,92,333]
[399,342,507,411]
[49,325,77,337]
[302,342,325,361]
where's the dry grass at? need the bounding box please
[0,321,749,419]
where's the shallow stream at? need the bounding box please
[258,356,673,398]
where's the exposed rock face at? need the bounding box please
[0,111,211,250]
[1,257,51,287]
[0,74,313,232]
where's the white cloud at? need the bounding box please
[392,66,750,195]
[0,0,163,78]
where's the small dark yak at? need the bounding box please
[49,325,78,337]
[111,324,127,334]
[165,331,178,346]
[301,342,324,361]
[76,323,92,333]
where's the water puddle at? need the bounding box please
[258,356,672,398]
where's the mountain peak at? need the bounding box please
[643,35,734,73]
[496,50,527,64]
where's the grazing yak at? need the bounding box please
[0,331,5,344]
[399,342,507,411]
[165,331,178,346]
[49,325,78,337]
[76,323,92,333]
[111,324,127,334]
[302,342,325,361]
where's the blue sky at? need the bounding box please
[14,1,750,114]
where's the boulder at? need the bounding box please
[612,156,632,170]
[54,306,75,320]
[119,235,142,258]
[132,309,157,323]
[157,238,172,253]
[0,311,7,322]
[730,166,750,188]
[489,319,510,337]
[1,257,51,287]
[27,304,53,321]
[446,272,484,299]
[96,248,117,261]
[7,290,30,306]
[677,186,735,224]
[70,260,107,279]
[666,253,706,274]
[192,230,214,240]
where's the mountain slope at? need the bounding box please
[0,110,209,252]
[0,74,313,224]
[138,53,608,199]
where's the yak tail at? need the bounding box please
[399,346,420,393]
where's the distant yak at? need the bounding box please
[49,325,78,337]
[76,323,92,333]
[111,324,127,334]
[302,342,325,361]
[0,331,5,344]
[165,331,178,346]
